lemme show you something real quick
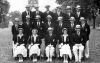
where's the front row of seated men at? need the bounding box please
[12,21,89,63]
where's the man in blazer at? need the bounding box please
[80,17,90,58]
[66,6,75,25]
[55,16,68,36]
[32,5,44,24]
[43,5,54,23]
[74,5,85,24]
[22,5,33,24]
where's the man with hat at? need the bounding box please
[72,25,86,62]
[55,16,68,36]
[32,5,44,23]
[43,5,54,23]
[12,18,20,42]
[54,6,66,24]
[44,15,55,34]
[22,4,33,24]
[45,27,57,62]
[74,5,85,24]
[80,17,90,58]
[33,15,45,36]
[66,6,75,25]
[67,17,76,36]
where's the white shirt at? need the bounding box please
[32,34,38,42]
[63,34,68,42]
[77,12,80,17]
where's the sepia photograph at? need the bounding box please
[0,0,100,63]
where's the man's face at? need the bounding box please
[81,20,85,24]
[49,30,53,34]
[46,8,50,11]
[76,9,80,12]
[32,29,37,35]
[70,20,74,23]
[76,28,80,32]
[26,7,30,11]
[63,30,67,34]
[67,9,71,13]
[19,30,23,34]
[35,7,39,11]
[47,18,51,22]
[57,9,61,12]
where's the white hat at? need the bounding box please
[46,15,52,19]
[62,28,67,32]
[57,16,63,21]
[76,5,81,9]
[69,17,75,21]
[48,27,53,31]
[35,4,39,8]
[35,15,41,19]
[66,6,71,9]
[26,4,30,8]
[80,17,86,21]
[15,18,19,22]
[75,25,81,29]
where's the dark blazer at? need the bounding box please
[33,21,46,36]
[28,35,41,45]
[59,35,71,45]
[45,34,57,47]
[22,11,33,24]
[32,11,44,23]
[55,22,68,36]
[81,23,90,40]
[67,22,76,35]
[12,25,19,41]
[54,12,66,23]
[43,11,54,23]
[72,32,86,46]
[14,34,26,45]
[74,11,85,24]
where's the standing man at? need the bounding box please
[22,5,33,24]
[54,7,66,24]
[32,5,44,24]
[74,5,84,24]
[44,5,54,23]
[66,6,75,25]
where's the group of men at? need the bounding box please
[12,4,90,63]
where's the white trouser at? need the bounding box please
[13,44,27,57]
[29,44,40,57]
[85,40,89,58]
[73,44,84,61]
[45,45,54,57]
[60,44,72,59]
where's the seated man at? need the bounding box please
[45,27,57,62]
[28,29,41,62]
[72,25,86,62]
[80,17,90,58]
[13,28,27,62]
[59,28,72,63]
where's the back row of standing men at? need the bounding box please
[12,4,90,63]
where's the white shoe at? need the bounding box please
[75,59,78,62]
[32,59,37,62]
[63,60,68,63]
[49,58,52,62]
[79,59,81,62]
[46,58,49,62]
[19,59,23,62]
